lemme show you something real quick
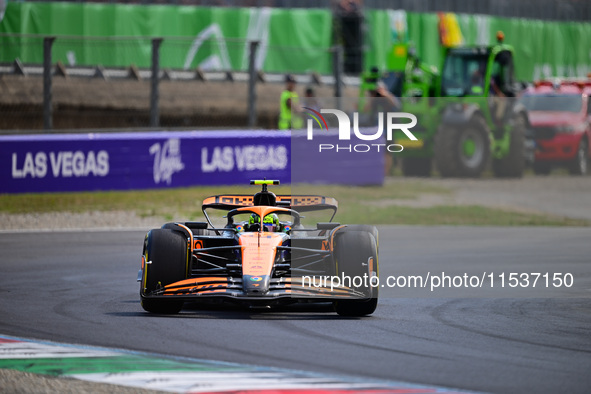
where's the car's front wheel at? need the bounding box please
[332,227,379,317]
[569,139,588,176]
[140,229,188,314]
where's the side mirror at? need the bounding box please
[317,222,341,230]
[184,222,208,230]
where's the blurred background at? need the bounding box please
[1,0,591,201]
[1,0,590,131]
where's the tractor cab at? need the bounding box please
[359,43,439,104]
[441,45,516,98]
[441,47,490,97]
[441,33,517,98]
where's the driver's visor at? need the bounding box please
[263,223,276,232]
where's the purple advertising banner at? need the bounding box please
[0,130,291,193]
[291,130,385,186]
[0,130,384,194]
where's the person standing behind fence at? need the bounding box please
[279,74,303,130]
[302,87,321,113]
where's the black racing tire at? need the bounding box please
[401,157,432,177]
[334,295,378,318]
[434,115,490,178]
[162,222,208,236]
[492,115,525,178]
[533,161,552,175]
[334,224,379,252]
[332,227,379,317]
[140,229,188,314]
[569,139,588,176]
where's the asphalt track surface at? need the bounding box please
[1,226,590,393]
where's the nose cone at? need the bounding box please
[243,275,270,296]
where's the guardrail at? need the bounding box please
[0,33,349,131]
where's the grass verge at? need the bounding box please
[0,182,587,227]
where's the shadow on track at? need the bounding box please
[109,301,367,320]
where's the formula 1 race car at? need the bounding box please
[138,180,379,317]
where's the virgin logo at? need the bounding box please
[149,139,185,185]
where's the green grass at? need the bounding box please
[0,185,289,218]
[296,181,451,201]
[0,182,588,227]
[331,204,588,226]
[0,183,442,216]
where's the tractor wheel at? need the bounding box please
[434,115,490,177]
[533,162,552,175]
[401,157,432,177]
[332,226,379,317]
[569,139,588,176]
[140,229,188,314]
[492,116,525,178]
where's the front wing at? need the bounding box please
[142,276,368,302]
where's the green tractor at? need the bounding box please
[360,42,440,176]
[363,34,530,178]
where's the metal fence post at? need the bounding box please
[150,38,163,128]
[43,37,56,131]
[248,40,259,128]
[332,45,343,109]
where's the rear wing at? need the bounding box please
[202,195,338,213]
[201,194,338,230]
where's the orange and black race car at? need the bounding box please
[138,180,379,317]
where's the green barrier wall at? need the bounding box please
[1,2,590,80]
[366,10,591,81]
[0,2,333,73]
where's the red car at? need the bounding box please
[521,80,591,175]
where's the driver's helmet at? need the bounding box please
[262,213,280,232]
[248,213,260,227]
[248,213,279,232]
